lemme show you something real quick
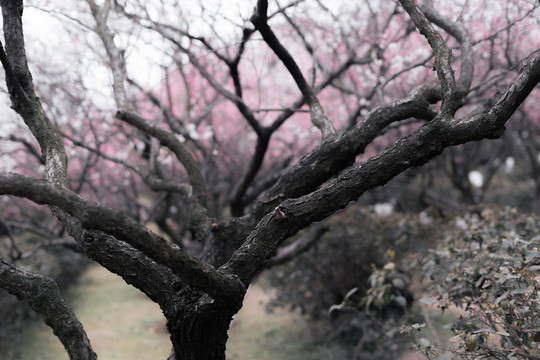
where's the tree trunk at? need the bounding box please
[166,299,239,360]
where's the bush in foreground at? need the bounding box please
[403,207,540,359]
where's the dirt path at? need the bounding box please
[0,265,171,360]
[0,265,427,359]
[0,265,334,360]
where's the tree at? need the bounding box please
[0,0,539,359]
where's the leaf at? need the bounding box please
[449,335,463,343]
[419,337,430,347]
[473,327,494,334]
[419,297,438,305]
[496,330,510,336]
[527,265,540,272]
[495,292,508,305]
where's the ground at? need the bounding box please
[0,265,356,359]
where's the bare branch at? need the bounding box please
[225,51,540,284]
[399,0,462,114]
[266,222,329,267]
[420,1,474,92]
[0,258,96,360]
[0,216,22,260]
[0,173,246,302]
[115,110,210,240]
[86,0,128,108]
[127,76,216,159]
[61,130,191,196]
[17,237,80,260]
[251,0,336,139]
[229,132,271,217]
[253,107,309,113]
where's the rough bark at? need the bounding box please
[165,295,241,360]
[0,258,96,360]
[0,173,246,303]
[223,51,540,286]
[0,2,539,360]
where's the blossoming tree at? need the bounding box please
[0,0,539,359]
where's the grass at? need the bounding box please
[0,265,349,360]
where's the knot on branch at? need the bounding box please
[274,206,287,220]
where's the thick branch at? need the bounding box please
[0,258,96,360]
[78,231,183,308]
[0,174,246,302]
[225,51,540,284]
[0,1,68,185]
[250,85,440,223]
[0,0,33,98]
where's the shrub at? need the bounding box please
[404,207,540,359]
[265,203,443,357]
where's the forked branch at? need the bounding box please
[399,0,462,114]
[0,173,246,303]
[251,0,336,139]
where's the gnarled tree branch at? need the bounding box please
[0,258,96,360]
[0,174,246,302]
[225,50,540,284]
